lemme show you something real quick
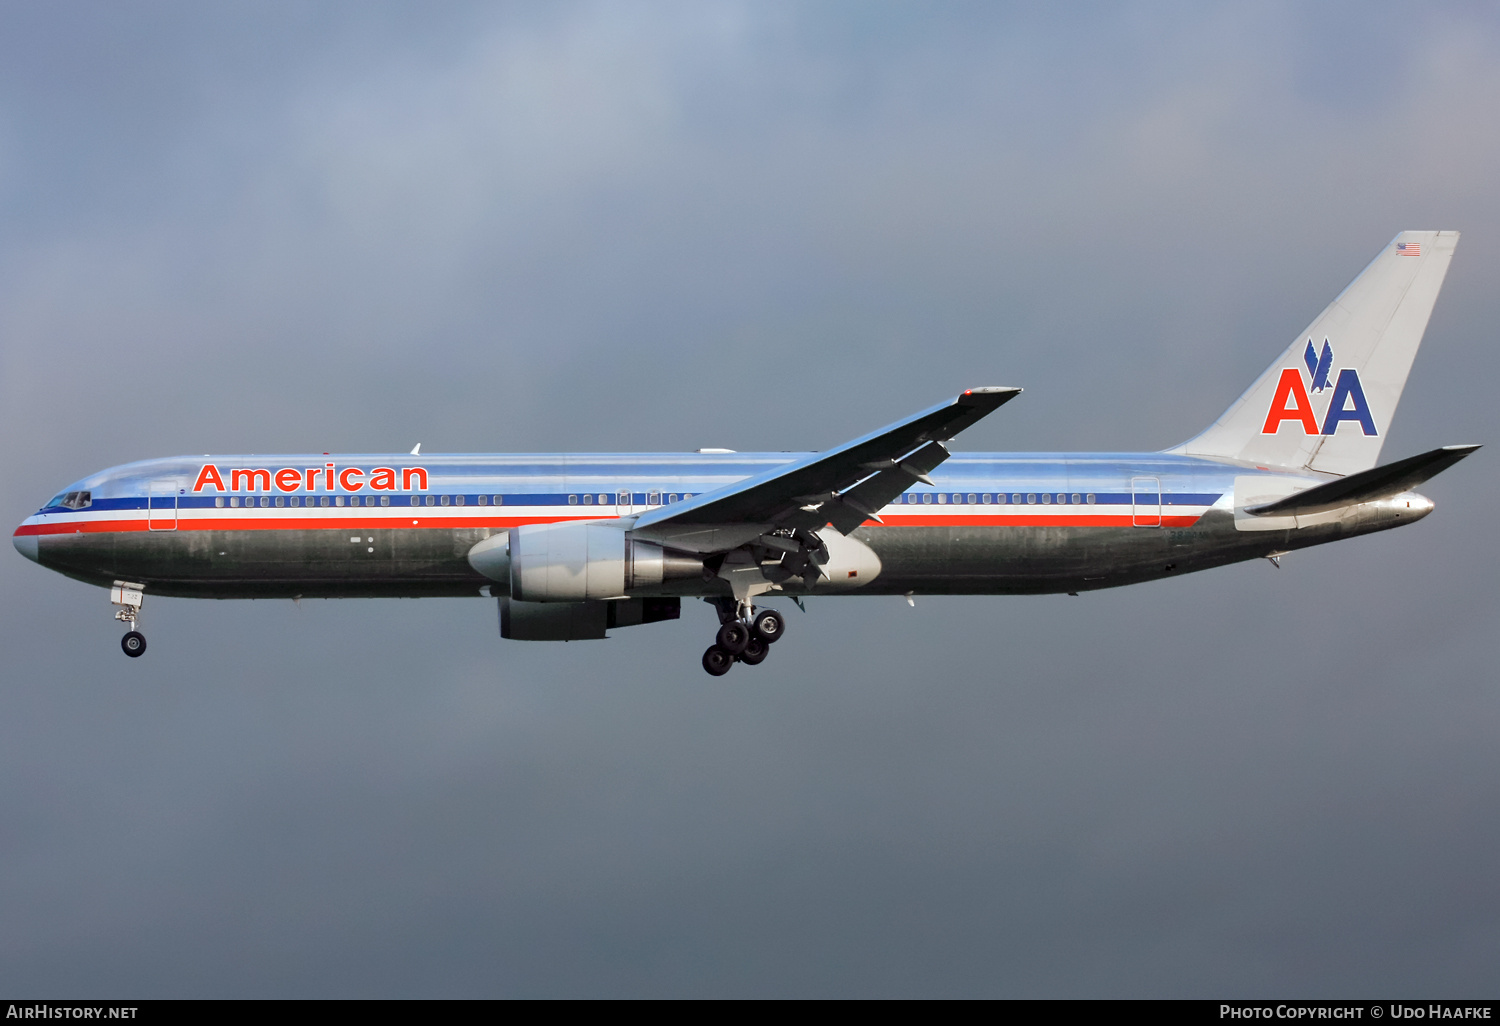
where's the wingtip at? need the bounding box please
[958,386,1023,407]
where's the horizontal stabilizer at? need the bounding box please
[1245,444,1480,517]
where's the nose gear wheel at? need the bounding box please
[110,580,147,659]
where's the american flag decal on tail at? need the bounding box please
[1397,241,1421,256]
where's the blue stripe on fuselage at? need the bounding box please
[32,451,1276,516]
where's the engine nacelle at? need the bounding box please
[498,596,682,641]
[494,521,702,602]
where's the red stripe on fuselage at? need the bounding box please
[14,512,1205,536]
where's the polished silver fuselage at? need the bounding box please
[14,451,1432,600]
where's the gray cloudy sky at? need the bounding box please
[2,1,1498,997]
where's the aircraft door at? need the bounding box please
[1131,476,1161,527]
[148,479,179,531]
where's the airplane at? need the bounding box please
[12,231,1479,675]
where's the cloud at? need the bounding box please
[1,1,1497,995]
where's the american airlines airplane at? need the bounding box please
[13,231,1479,674]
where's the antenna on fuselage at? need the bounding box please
[410,443,421,455]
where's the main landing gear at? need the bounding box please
[701,600,787,676]
[111,580,147,658]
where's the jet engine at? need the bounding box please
[467,522,702,601]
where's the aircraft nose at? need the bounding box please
[13,529,39,564]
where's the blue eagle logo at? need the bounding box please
[1303,339,1334,393]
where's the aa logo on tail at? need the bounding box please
[1260,339,1377,436]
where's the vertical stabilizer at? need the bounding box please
[1172,231,1458,476]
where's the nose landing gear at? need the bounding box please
[701,599,786,675]
[111,580,147,658]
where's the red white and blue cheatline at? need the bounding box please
[1397,241,1421,256]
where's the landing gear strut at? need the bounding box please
[111,580,147,658]
[700,599,786,675]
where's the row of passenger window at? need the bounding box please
[216,495,402,508]
[567,493,691,505]
[211,491,1092,510]
[901,492,1096,505]
[213,493,691,509]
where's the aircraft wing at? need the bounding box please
[1245,444,1481,517]
[630,387,1021,550]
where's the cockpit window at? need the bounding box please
[49,491,92,510]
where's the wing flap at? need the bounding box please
[819,440,950,534]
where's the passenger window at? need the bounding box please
[1072,493,1081,504]
[922,493,932,504]
[410,495,419,506]
[335,496,344,507]
[477,494,487,506]
[321,496,331,507]
[380,496,390,507]
[967,493,977,504]
[938,494,948,504]
[230,497,240,508]
[439,495,449,506]
[1055,493,1066,504]
[981,494,992,504]
[274,496,283,507]
[1041,493,1051,504]
[1012,494,1021,504]
[668,493,678,503]
[1086,493,1096,504]
[582,494,593,505]
[260,496,269,507]
[425,495,435,506]
[493,495,503,505]
[290,496,300,507]
[215,497,224,508]
[455,494,465,506]
[568,495,578,505]
[1027,494,1036,504]
[648,492,660,504]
